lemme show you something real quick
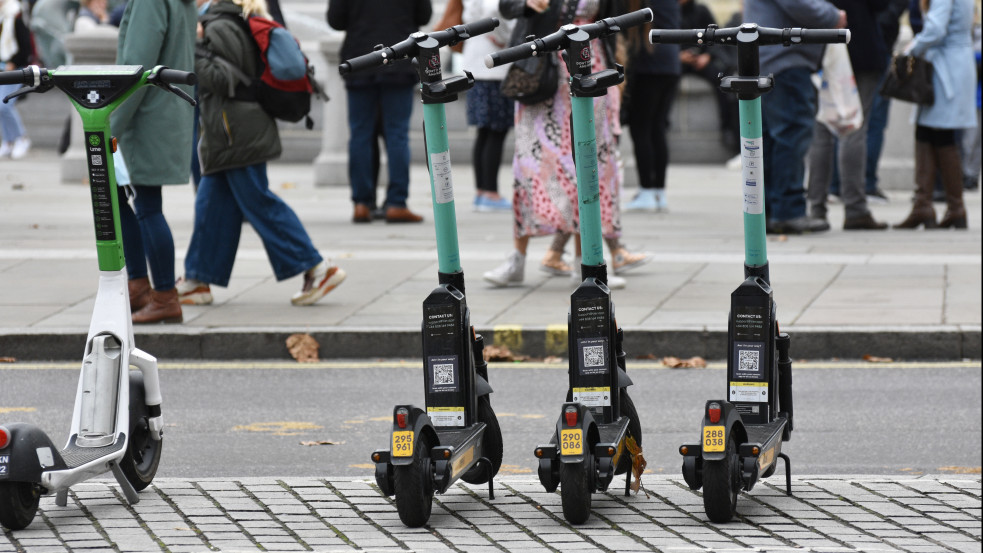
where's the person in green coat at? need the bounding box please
[111,0,197,324]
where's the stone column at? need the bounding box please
[60,27,119,184]
[313,35,350,187]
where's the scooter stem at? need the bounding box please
[739,96,768,271]
[571,95,604,268]
[423,102,463,275]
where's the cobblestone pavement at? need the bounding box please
[2,476,979,552]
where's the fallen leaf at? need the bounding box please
[662,356,707,369]
[626,436,648,498]
[11,183,24,190]
[938,466,982,474]
[862,354,893,363]
[636,353,658,360]
[483,344,529,362]
[300,440,342,446]
[542,356,563,364]
[281,182,296,189]
[0,357,16,363]
[777,235,788,242]
[286,333,319,363]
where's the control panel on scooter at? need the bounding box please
[49,65,144,110]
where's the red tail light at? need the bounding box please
[564,405,578,427]
[0,426,9,449]
[708,402,721,424]
[395,407,409,429]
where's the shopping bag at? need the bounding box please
[815,43,863,137]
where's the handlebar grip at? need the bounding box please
[485,43,536,68]
[464,17,499,38]
[649,29,705,44]
[157,68,197,86]
[611,7,653,30]
[0,68,29,85]
[797,28,851,44]
[339,51,385,75]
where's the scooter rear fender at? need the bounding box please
[387,405,437,467]
[556,403,598,465]
[0,423,68,484]
[700,400,746,462]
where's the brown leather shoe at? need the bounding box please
[132,288,183,324]
[128,277,151,312]
[353,203,372,223]
[385,206,424,223]
[843,213,888,230]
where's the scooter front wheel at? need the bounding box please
[120,372,162,491]
[461,397,503,484]
[702,432,739,523]
[0,481,41,531]
[560,456,593,524]
[393,434,434,528]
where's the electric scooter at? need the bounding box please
[650,23,850,523]
[0,65,196,531]
[339,19,504,529]
[486,8,653,525]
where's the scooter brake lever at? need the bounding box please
[158,82,197,107]
[2,83,51,104]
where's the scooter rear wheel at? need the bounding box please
[615,390,642,476]
[0,481,40,531]
[461,396,503,484]
[560,455,593,524]
[394,434,434,528]
[120,372,162,491]
[702,432,739,523]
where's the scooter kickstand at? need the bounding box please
[624,470,631,497]
[778,453,792,496]
[55,489,68,507]
[110,460,140,504]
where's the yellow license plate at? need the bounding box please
[703,426,725,453]
[391,431,414,457]
[560,428,584,456]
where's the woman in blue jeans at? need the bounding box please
[179,0,346,306]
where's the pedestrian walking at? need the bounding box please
[0,0,33,159]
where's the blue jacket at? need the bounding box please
[909,0,977,129]
[744,0,842,75]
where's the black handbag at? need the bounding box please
[880,54,935,106]
[500,54,559,105]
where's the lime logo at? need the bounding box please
[88,135,101,147]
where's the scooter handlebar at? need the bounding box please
[485,42,540,68]
[0,67,29,85]
[155,68,197,86]
[341,19,499,75]
[649,29,705,44]
[606,7,653,31]
[795,28,851,44]
[651,25,850,47]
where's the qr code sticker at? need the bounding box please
[739,349,758,373]
[433,364,454,386]
[91,155,103,166]
[583,345,604,368]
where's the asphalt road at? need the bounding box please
[1,363,980,480]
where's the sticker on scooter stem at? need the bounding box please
[577,337,608,376]
[427,406,465,427]
[430,150,454,204]
[572,386,610,408]
[85,131,116,241]
[733,341,766,380]
[741,137,764,215]
[427,355,460,393]
[729,381,768,403]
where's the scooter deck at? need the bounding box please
[60,435,125,469]
[434,426,481,446]
[745,420,785,446]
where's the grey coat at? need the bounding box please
[909,0,977,129]
[111,0,197,186]
[744,0,842,75]
[195,0,281,175]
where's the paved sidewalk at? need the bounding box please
[0,150,980,360]
[2,476,980,552]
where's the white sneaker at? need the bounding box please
[176,277,213,305]
[624,189,657,212]
[654,189,668,211]
[483,251,525,287]
[0,141,11,157]
[10,137,30,159]
[291,260,346,306]
[607,275,626,289]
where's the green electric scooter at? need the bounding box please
[486,8,653,525]
[651,23,850,523]
[339,18,505,528]
[0,64,196,530]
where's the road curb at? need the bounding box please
[2,326,979,361]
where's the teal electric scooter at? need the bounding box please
[340,18,505,528]
[651,23,850,523]
[486,8,653,525]
[0,65,196,530]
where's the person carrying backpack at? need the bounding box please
[177,0,346,307]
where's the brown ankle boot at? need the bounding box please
[936,144,968,229]
[128,277,151,312]
[895,140,938,229]
[132,288,183,324]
